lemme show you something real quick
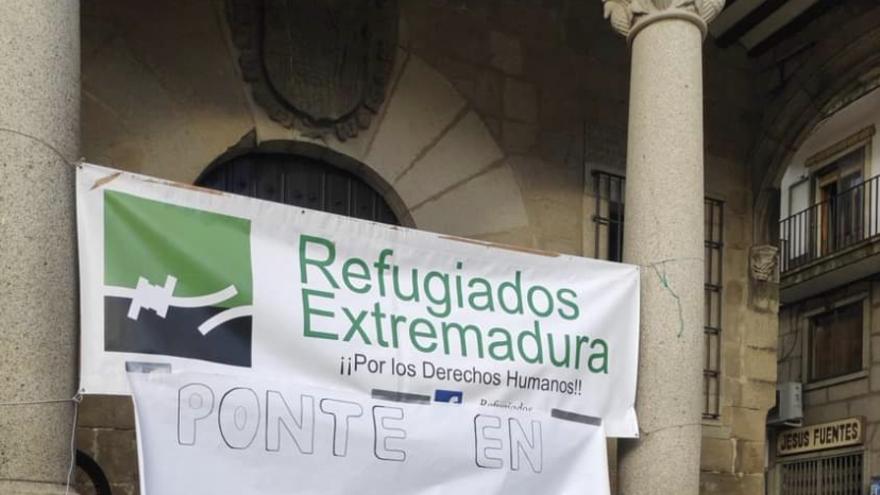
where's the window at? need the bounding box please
[809,300,864,382]
[197,151,400,225]
[780,125,875,272]
[779,452,863,494]
[591,171,625,262]
[590,172,724,418]
[703,198,723,419]
[815,146,866,255]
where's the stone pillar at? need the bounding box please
[0,1,80,493]
[601,1,724,493]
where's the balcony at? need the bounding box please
[779,175,880,302]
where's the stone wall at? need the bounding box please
[773,282,880,492]
[75,1,775,494]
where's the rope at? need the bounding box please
[0,394,82,494]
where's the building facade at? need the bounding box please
[771,85,880,493]
[1,1,879,494]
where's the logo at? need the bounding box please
[103,191,253,366]
[434,390,463,404]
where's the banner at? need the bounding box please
[129,371,611,495]
[77,164,640,437]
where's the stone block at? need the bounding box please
[700,471,764,495]
[394,111,502,206]
[502,120,537,153]
[827,378,869,401]
[848,394,880,421]
[803,387,827,406]
[489,31,522,75]
[743,347,777,382]
[410,165,528,237]
[75,427,97,456]
[94,429,139,485]
[871,364,880,392]
[803,401,847,425]
[736,440,765,475]
[78,395,135,430]
[503,79,537,122]
[366,55,466,182]
[722,343,742,378]
[700,437,733,473]
[731,407,766,442]
[741,379,776,410]
[744,317,777,350]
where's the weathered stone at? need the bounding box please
[731,407,766,442]
[803,401,848,425]
[502,79,538,122]
[410,165,528,237]
[700,437,733,473]
[489,31,522,75]
[803,387,827,406]
[394,111,502,206]
[827,378,869,401]
[735,440,764,474]
[0,2,79,493]
[366,55,466,182]
[501,121,537,153]
[743,347,777,382]
[94,429,139,484]
[78,396,135,430]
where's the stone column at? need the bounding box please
[601,1,724,493]
[0,1,80,493]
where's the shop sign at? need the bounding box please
[777,417,863,456]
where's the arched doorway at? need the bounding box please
[196,148,400,225]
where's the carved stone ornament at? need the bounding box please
[227,0,398,141]
[602,0,725,39]
[750,245,779,283]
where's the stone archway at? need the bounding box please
[248,51,531,240]
[750,21,880,243]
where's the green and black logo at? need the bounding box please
[103,191,253,366]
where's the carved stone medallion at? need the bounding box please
[227,0,398,141]
[749,245,779,283]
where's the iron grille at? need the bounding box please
[780,452,863,494]
[591,172,723,419]
[591,171,625,262]
[780,174,879,273]
[197,152,399,225]
[703,198,724,420]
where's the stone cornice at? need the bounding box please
[602,0,725,42]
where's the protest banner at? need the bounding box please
[129,371,611,495]
[77,164,640,437]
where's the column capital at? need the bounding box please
[603,0,725,42]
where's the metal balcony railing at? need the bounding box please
[780,175,880,273]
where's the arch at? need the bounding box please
[246,52,530,240]
[198,135,413,227]
[751,21,880,242]
[80,3,530,242]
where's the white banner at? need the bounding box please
[77,164,640,437]
[129,371,611,495]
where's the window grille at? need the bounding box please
[590,173,723,418]
[780,452,863,494]
[703,198,723,420]
[197,152,399,225]
[591,171,625,262]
